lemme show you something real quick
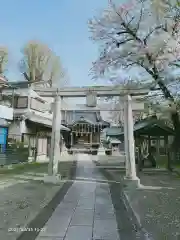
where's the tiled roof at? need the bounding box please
[103,126,123,136]
[7,81,30,88]
[73,111,98,123]
[133,118,174,135]
[67,110,110,127]
[26,112,70,131]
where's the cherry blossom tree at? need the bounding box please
[19,40,68,87]
[88,0,180,152]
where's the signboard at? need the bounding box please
[0,128,7,144]
[0,105,13,120]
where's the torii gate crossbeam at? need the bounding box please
[34,85,153,97]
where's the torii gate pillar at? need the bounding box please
[123,95,140,188]
[44,92,61,184]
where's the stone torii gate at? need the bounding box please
[34,85,148,188]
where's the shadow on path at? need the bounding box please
[98,165,150,240]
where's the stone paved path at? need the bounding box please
[35,155,120,240]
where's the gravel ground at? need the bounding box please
[108,169,180,240]
[0,180,63,240]
[0,160,76,240]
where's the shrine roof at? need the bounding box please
[68,110,110,127]
[105,116,174,137]
[133,117,174,136]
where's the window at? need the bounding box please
[61,110,65,121]
[14,96,28,108]
[151,140,156,145]
[0,93,3,101]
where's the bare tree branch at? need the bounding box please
[116,38,134,47]
[19,40,67,87]
[136,5,143,33]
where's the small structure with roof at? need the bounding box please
[105,116,174,161]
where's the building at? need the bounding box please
[62,109,109,153]
[1,83,69,162]
[60,98,110,154]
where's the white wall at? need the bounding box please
[8,119,31,137]
[8,121,20,135]
[0,105,13,120]
[8,121,21,140]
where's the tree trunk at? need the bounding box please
[171,112,180,152]
[157,79,180,162]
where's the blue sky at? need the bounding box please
[0,0,109,86]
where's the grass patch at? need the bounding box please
[156,155,168,168]
[0,161,75,180]
[0,162,47,175]
[156,155,180,169]
[173,163,180,169]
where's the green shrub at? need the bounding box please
[7,140,29,163]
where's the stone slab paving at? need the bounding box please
[36,156,120,240]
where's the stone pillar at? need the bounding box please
[123,95,140,188]
[97,142,105,156]
[61,141,68,157]
[20,115,26,136]
[90,132,92,145]
[45,93,61,183]
[70,132,73,147]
